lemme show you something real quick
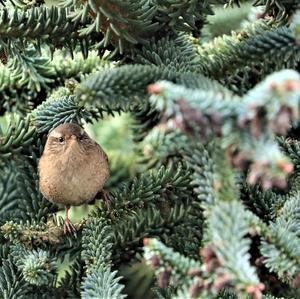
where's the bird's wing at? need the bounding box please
[96,142,109,163]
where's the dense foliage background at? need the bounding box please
[1,0,300,298]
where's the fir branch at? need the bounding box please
[13,156,56,222]
[81,269,126,299]
[58,259,83,298]
[221,0,299,23]
[154,0,214,35]
[112,205,194,264]
[76,64,230,131]
[72,0,159,55]
[1,219,82,245]
[276,193,300,235]
[208,201,260,292]
[0,259,28,299]
[144,238,202,293]
[131,102,162,142]
[132,34,202,73]
[52,49,114,80]
[81,217,126,298]
[81,217,112,270]
[201,3,252,41]
[197,20,300,79]
[184,142,215,208]
[32,95,99,134]
[259,193,300,284]
[1,1,300,298]
[11,244,57,286]
[0,6,90,52]
[138,130,189,168]
[245,200,300,288]
[6,46,55,92]
[95,164,192,220]
[260,225,300,284]
[150,69,300,189]
[0,166,18,219]
[241,184,283,222]
[0,244,10,261]
[0,115,35,159]
[77,64,173,113]
[0,62,13,92]
[278,136,300,172]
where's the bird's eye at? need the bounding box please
[58,137,64,143]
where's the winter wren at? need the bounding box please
[38,123,109,233]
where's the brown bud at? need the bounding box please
[213,272,232,292]
[200,245,217,262]
[210,112,223,126]
[270,177,288,189]
[238,115,249,128]
[247,169,260,186]
[206,259,221,273]
[261,177,273,190]
[188,268,202,277]
[200,245,221,273]
[178,100,207,127]
[149,255,160,269]
[231,151,251,171]
[250,108,265,138]
[189,278,204,298]
[246,283,265,299]
[292,272,300,288]
[254,257,264,267]
[158,266,172,288]
[270,106,293,135]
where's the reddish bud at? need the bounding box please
[276,160,294,174]
[246,283,265,299]
[148,84,161,94]
[282,80,300,91]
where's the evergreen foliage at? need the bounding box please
[1,0,300,298]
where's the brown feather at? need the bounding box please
[38,123,109,206]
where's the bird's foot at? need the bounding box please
[102,190,111,210]
[63,218,76,234]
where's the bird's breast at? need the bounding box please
[39,148,109,206]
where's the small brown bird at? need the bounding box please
[38,123,109,233]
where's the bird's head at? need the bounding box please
[44,123,93,155]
